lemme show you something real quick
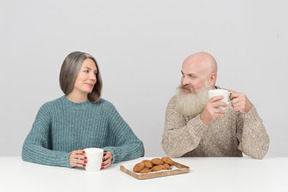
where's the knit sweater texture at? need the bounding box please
[22,96,144,168]
[162,93,269,159]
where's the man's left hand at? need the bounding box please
[229,90,253,114]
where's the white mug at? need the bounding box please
[208,89,231,109]
[84,148,104,172]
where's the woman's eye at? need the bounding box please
[84,70,89,73]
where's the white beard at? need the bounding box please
[175,83,211,117]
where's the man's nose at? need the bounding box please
[182,76,189,85]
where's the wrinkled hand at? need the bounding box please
[101,151,113,169]
[200,95,227,125]
[229,90,252,114]
[69,150,87,168]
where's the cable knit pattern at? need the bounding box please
[22,96,144,168]
[162,94,269,159]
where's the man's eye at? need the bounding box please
[188,75,195,78]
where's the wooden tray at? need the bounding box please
[120,161,190,180]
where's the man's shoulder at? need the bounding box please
[167,95,177,107]
[215,85,228,90]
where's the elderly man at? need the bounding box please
[161,52,269,159]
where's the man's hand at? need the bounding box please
[229,90,253,114]
[200,95,227,125]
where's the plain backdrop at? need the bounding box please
[1,0,287,157]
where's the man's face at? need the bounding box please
[175,80,211,117]
[180,61,209,93]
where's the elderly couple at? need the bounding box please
[22,51,269,169]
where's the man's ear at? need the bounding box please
[209,73,217,87]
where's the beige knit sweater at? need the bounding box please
[161,95,269,159]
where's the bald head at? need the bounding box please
[183,52,217,74]
[181,52,218,90]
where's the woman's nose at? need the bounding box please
[90,73,96,81]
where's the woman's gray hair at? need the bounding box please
[59,51,103,103]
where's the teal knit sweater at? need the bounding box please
[22,96,144,168]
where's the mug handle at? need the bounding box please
[227,92,233,105]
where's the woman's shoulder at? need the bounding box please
[92,98,115,109]
[32,97,63,119]
[92,98,121,116]
[40,97,114,109]
[39,96,65,110]
[93,99,121,118]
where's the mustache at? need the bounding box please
[178,85,196,94]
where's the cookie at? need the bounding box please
[133,162,145,172]
[139,167,152,174]
[142,160,153,168]
[151,158,164,165]
[161,157,174,165]
[151,165,162,172]
[163,163,172,170]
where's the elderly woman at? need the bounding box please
[22,51,144,169]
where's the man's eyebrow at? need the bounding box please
[181,71,197,76]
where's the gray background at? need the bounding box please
[1,0,287,157]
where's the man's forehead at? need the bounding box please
[182,57,212,74]
[181,68,197,75]
[182,62,203,74]
[182,52,217,75]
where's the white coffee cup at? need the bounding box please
[84,148,104,172]
[208,89,231,109]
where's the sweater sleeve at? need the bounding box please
[21,104,71,168]
[102,104,144,164]
[236,106,270,159]
[161,97,208,157]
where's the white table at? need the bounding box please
[1,157,287,192]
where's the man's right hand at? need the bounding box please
[200,96,227,125]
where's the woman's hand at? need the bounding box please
[69,150,87,168]
[101,151,113,169]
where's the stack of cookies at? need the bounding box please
[133,157,174,173]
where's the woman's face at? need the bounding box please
[73,58,97,96]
